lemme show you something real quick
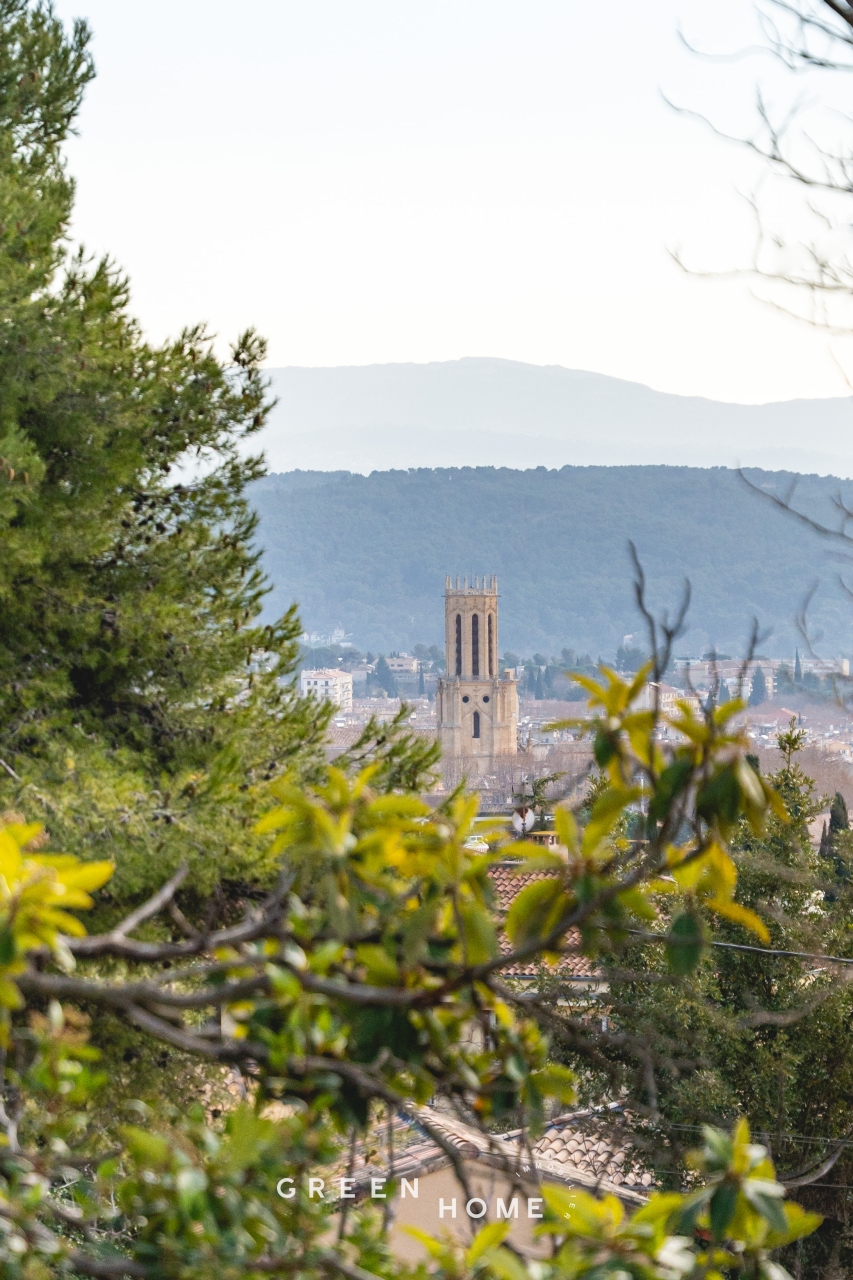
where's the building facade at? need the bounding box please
[385,655,419,674]
[436,575,518,772]
[300,668,353,711]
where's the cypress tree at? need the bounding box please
[748,666,767,706]
[374,655,397,697]
[795,649,803,683]
[830,791,849,833]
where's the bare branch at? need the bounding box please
[69,885,289,960]
[739,469,853,546]
[16,968,269,1011]
[782,1140,848,1187]
[68,1252,148,1278]
[124,1004,267,1062]
[110,864,189,939]
[628,541,690,682]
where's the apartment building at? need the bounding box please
[299,668,353,711]
[385,654,420,674]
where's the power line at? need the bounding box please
[627,928,853,967]
[660,1121,853,1147]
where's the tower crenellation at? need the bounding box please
[444,574,498,596]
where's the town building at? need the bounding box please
[800,657,850,678]
[436,575,518,773]
[385,654,419,674]
[636,682,702,716]
[333,1104,649,1261]
[348,662,374,696]
[299,668,353,711]
[384,654,422,697]
[674,656,849,691]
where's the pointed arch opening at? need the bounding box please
[473,710,480,739]
[455,614,462,677]
[472,614,480,678]
[488,614,494,677]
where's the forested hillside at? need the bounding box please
[252,465,853,657]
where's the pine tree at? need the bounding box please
[0,2,332,905]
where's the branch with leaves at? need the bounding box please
[0,653,828,1278]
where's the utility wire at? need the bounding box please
[627,928,853,967]
[661,1121,853,1146]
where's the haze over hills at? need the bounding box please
[251,465,853,658]
[258,359,853,476]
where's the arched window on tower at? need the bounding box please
[455,614,462,677]
[473,710,480,738]
[472,614,480,678]
[488,614,494,677]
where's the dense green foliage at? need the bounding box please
[0,7,840,1280]
[555,725,853,1277]
[0,2,330,910]
[252,467,853,656]
[0,663,824,1280]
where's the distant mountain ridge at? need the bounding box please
[251,464,853,657]
[257,359,853,476]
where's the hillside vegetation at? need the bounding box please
[252,464,853,656]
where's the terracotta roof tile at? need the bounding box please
[344,1107,650,1206]
[488,860,596,980]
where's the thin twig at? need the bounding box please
[111,864,190,938]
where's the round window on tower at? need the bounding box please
[483,696,490,703]
[462,695,470,703]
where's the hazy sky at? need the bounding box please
[52,0,853,403]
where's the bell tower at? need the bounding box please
[436,575,518,773]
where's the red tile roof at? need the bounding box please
[488,860,596,980]
[339,1107,650,1206]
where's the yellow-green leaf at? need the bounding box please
[707,897,770,944]
[458,902,499,964]
[466,1220,509,1264]
[505,879,570,947]
[54,860,115,892]
[582,787,641,855]
[354,944,400,986]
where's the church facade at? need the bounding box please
[436,575,518,772]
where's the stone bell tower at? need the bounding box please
[436,575,518,773]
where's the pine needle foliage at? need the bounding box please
[0,2,331,906]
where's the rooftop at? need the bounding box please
[489,859,596,980]
[335,1105,651,1206]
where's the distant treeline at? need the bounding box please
[253,465,853,656]
[299,642,638,702]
